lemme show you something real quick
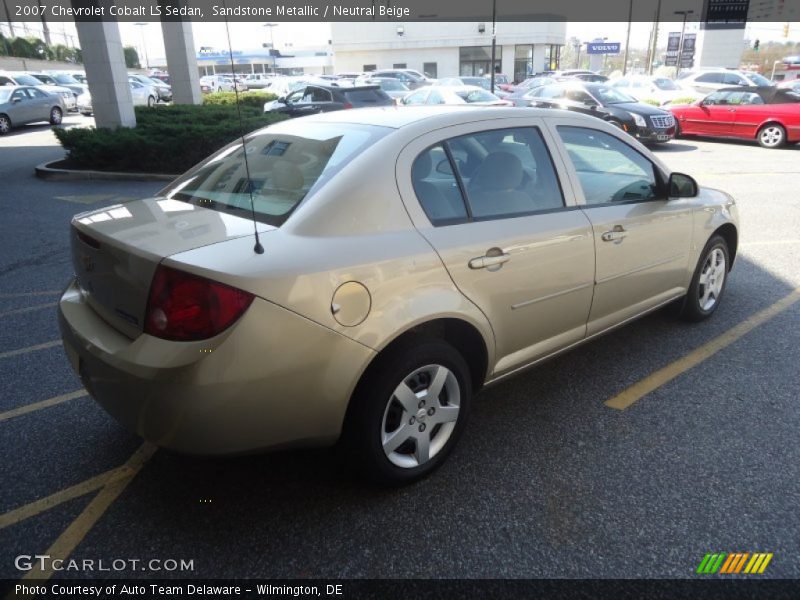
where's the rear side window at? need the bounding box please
[696,73,724,84]
[557,126,660,205]
[344,89,391,104]
[412,127,565,225]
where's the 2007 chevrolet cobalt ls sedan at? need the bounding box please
[59,107,739,484]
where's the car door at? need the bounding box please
[9,88,35,123]
[691,72,726,94]
[396,119,596,376]
[693,91,736,136]
[729,91,766,138]
[24,87,52,121]
[550,121,693,335]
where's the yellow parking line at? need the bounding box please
[0,290,60,298]
[0,302,58,318]
[0,340,62,360]
[0,390,88,423]
[19,442,157,583]
[0,467,128,530]
[605,288,800,410]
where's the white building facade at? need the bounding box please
[331,21,566,82]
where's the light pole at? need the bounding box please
[134,22,149,70]
[622,0,633,75]
[647,0,663,75]
[674,10,694,76]
[489,0,497,94]
[263,23,278,75]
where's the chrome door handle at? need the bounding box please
[469,251,511,270]
[601,226,627,243]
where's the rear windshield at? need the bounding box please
[160,122,391,227]
[343,89,390,103]
[455,89,497,103]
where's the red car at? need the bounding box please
[668,86,800,148]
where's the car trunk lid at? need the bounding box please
[70,198,274,339]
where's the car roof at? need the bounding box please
[290,105,586,129]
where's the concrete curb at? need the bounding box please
[35,160,178,182]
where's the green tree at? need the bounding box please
[124,46,141,69]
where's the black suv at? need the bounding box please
[266,84,393,117]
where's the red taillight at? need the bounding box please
[144,265,254,341]
[343,102,354,109]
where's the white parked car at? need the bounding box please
[610,75,700,105]
[401,85,511,107]
[677,69,774,95]
[77,82,157,115]
[200,75,246,93]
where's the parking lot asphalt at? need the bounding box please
[0,122,798,583]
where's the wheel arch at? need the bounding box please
[713,222,738,268]
[755,119,786,138]
[355,317,490,399]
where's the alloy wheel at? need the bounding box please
[698,247,726,311]
[50,108,62,125]
[759,126,784,148]
[381,364,460,469]
[0,116,9,134]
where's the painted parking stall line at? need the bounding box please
[0,389,88,423]
[0,340,62,360]
[18,442,158,583]
[0,302,58,318]
[605,288,800,410]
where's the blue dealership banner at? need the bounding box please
[586,42,621,55]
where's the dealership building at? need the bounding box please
[331,22,566,81]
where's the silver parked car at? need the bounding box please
[0,86,64,134]
[59,107,738,484]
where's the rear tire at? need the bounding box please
[49,107,63,126]
[343,338,472,485]
[0,114,10,135]
[681,235,730,322]
[757,123,786,148]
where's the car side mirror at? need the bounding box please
[12,97,21,104]
[277,96,287,104]
[669,172,698,198]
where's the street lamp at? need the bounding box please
[134,22,149,70]
[490,0,497,94]
[674,10,694,76]
[263,23,278,74]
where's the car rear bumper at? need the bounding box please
[58,278,375,455]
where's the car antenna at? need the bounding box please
[222,7,264,254]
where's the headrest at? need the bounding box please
[470,152,523,190]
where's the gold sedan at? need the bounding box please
[59,107,739,484]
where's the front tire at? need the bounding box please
[49,107,63,126]
[757,123,786,148]
[681,235,730,322]
[344,339,472,485]
[147,95,156,108]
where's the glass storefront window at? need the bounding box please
[459,46,495,77]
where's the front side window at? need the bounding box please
[557,126,661,205]
[161,122,391,227]
[26,88,46,98]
